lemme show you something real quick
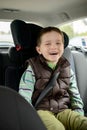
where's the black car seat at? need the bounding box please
[0,85,46,130]
[5,19,43,91]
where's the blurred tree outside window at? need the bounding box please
[57,18,87,39]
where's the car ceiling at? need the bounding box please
[0,0,87,26]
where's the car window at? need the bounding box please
[0,21,14,52]
[57,18,87,51]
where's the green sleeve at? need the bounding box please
[69,69,84,116]
[19,65,35,105]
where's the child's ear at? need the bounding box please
[36,46,41,54]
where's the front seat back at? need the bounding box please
[0,86,46,130]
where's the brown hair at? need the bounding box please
[37,26,64,46]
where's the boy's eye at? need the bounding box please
[45,43,51,45]
[56,42,61,45]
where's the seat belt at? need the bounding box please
[35,72,60,107]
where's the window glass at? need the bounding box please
[0,21,14,48]
[57,18,87,50]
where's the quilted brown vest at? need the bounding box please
[26,55,71,114]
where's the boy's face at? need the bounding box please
[36,31,64,64]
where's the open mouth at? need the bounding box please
[49,52,58,55]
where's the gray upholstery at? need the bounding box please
[63,47,75,73]
[64,47,87,116]
[72,51,87,115]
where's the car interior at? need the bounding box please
[0,0,87,129]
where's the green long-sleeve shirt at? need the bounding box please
[19,65,84,115]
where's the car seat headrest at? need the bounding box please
[11,19,43,51]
